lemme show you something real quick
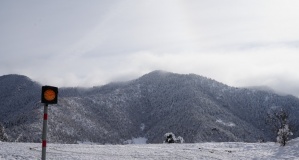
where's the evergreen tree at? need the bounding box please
[277,124,293,146]
[266,108,293,146]
[0,123,7,142]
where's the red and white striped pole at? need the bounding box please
[41,86,58,160]
[42,103,48,160]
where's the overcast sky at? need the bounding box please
[1,0,299,97]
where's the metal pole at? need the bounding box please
[42,103,48,160]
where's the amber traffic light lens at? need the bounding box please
[44,89,56,101]
[41,86,58,104]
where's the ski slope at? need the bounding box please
[1,138,299,160]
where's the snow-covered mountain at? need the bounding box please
[1,71,299,144]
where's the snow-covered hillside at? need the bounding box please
[1,71,299,144]
[1,138,299,160]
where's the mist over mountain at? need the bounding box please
[1,71,299,144]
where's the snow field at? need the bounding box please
[1,138,299,160]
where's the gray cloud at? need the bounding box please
[1,0,299,97]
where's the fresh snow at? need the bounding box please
[216,119,236,127]
[1,138,299,160]
[140,123,145,131]
[124,137,148,144]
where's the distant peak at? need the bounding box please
[0,74,33,82]
[1,74,29,79]
[148,70,171,75]
[140,70,174,78]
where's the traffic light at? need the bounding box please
[41,86,58,104]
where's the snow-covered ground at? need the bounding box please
[1,138,299,160]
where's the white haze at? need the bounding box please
[1,0,299,97]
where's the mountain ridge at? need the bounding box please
[1,71,299,144]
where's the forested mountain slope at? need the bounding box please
[1,71,299,144]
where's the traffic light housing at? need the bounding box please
[41,86,58,104]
